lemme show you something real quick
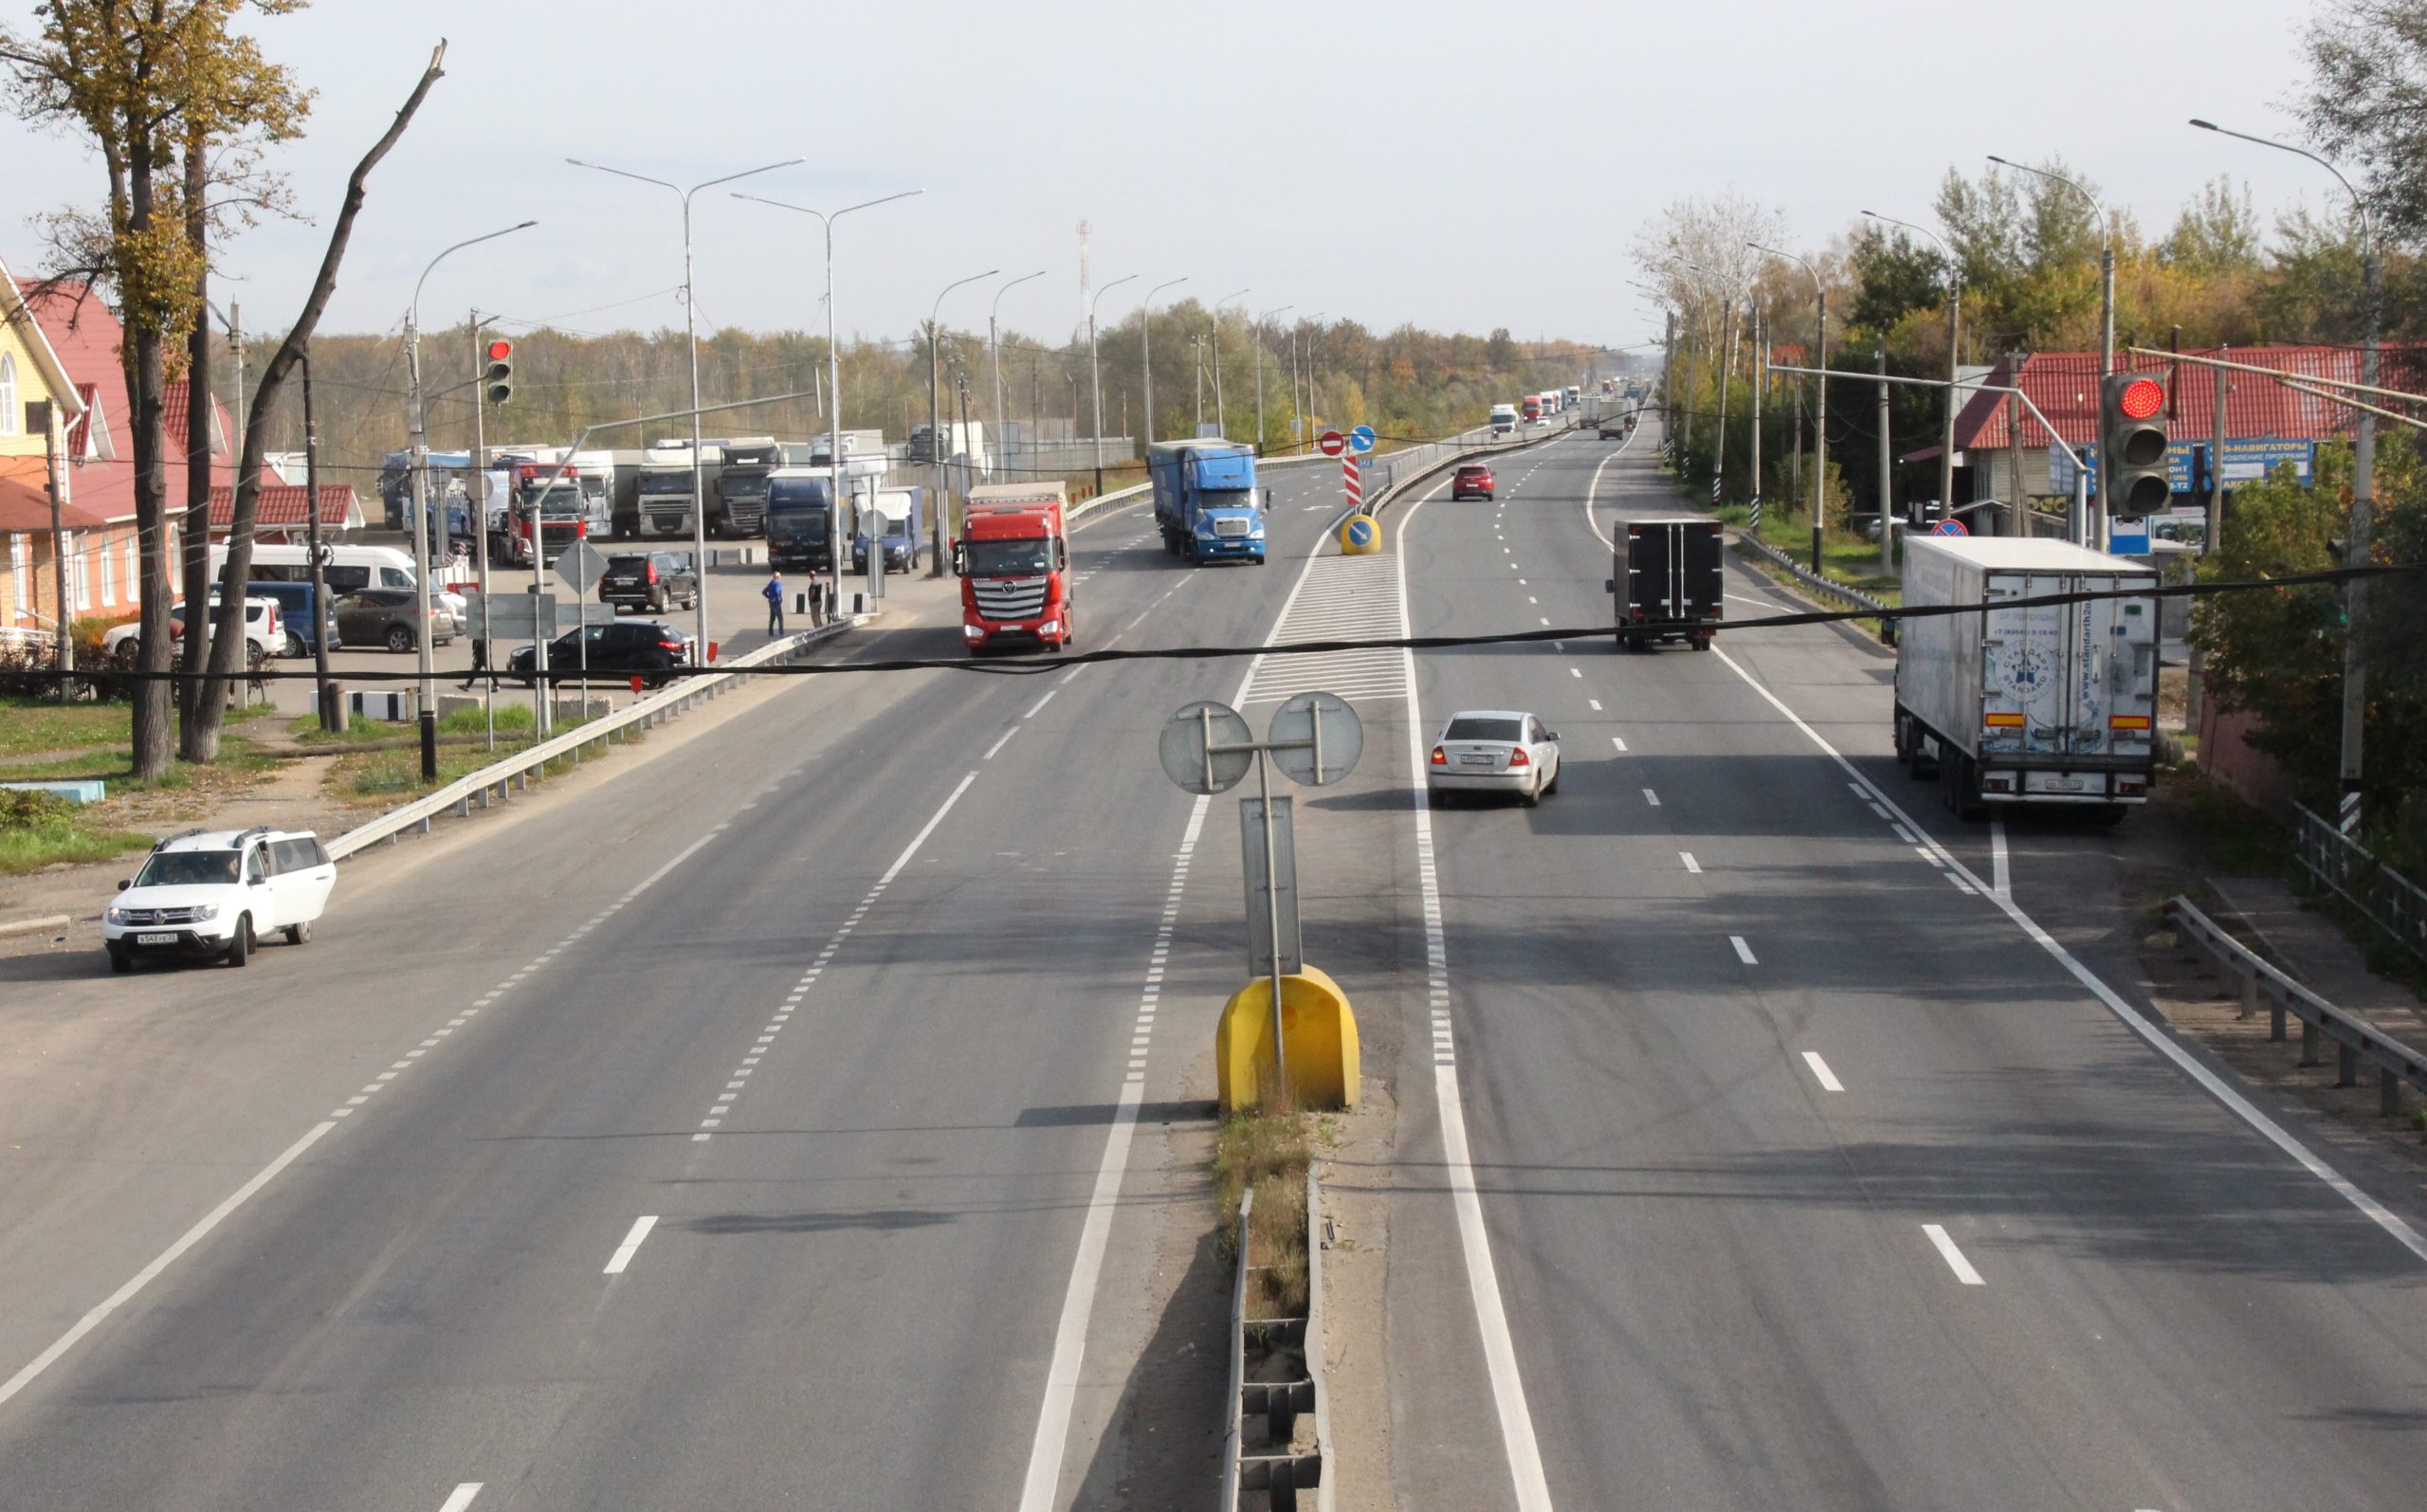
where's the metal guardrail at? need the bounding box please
[2294,805,2427,966]
[1222,1169,1329,1511]
[1734,531,1895,618]
[2165,894,2427,1117]
[325,615,858,861]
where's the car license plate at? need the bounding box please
[136,932,175,945]
[1459,755,1494,767]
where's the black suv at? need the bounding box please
[600,552,699,614]
[506,621,695,688]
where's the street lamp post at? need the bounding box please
[406,221,536,782]
[1991,156,2112,380]
[1863,209,1962,533]
[989,269,1048,486]
[1254,304,1291,454]
[1749,243,1827,572]
[733,190,923,607]
[1089,274,1140,495]
[929,269,999,574]
[1211,288,1249,438]
[570,155,803,659]
[1141,277,1188,447]
[2192,118,2381,830]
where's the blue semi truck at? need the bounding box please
[1147,439,1268,565]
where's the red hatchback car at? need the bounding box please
[1452,465,1495,501]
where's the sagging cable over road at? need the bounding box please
[23,562,2418,684]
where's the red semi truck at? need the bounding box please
[956,481,1076,653]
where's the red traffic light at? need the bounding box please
[486,338,513,361]
[2118,377,2163,419]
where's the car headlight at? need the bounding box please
[1250,528,1266,539]
[963,624,985,640]
[105,905,129,924]
[1038,620,1060,635]
[190,903,219,921]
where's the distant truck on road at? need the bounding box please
[636,443,724,539]
[1607,518,1723,652]
[1490,403,1519,436]
[1148,439,1267,565]
[716,438,802,538]
[764,468,837,574]
[957,480,1075,653]
[1521,394,1544,423]
[1894,536,2161,820]
[852,486,925,574]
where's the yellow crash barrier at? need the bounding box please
[1216,964,1360,1112]
[1338,513,1382,555]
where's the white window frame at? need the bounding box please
[9,533,25,616]
[99,524,114,605]
[0,354,17,437]
[71,531,88,611]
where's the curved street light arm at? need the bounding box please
[411,221,538,327]
[2189,118,2374,249]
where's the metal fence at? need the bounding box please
[1734,531,1895,618]
[1222,1169,1330,1512]
[2294,805,2427,965]
[2166,894,2427,1116]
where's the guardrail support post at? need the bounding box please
[2383,1067,2404,1118]
[2338,1042,2360,1088]
[2239,970,2259,1022]
[2301,1018,2323,1067]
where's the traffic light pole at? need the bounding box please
[470,311,495,752]
[2343,247,2381,832]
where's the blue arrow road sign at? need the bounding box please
[1349,425,1377,453]
[1345,516,1376,547]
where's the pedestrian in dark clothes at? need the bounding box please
[764,571,785,635]
[809,576,827,627]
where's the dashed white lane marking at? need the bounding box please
[1891,823,1917,844]
[1715,643,2427,1267]
[1391,475,1558,1512]
[1611,736,1628,752]
[1026,689,1057,719]
[1730,935,1758,965]
[1991,818,2011,898]
[1923,1224,1986,1285]
[1588,699,1602,711]
[603,1215,659,1275]
[437,1487,484,1512]
[1680,851,1701,873]
[1567,666,1580,677]
[984,727,1019,760]
[1642,788,1660,807]
[1801,1051,1845,1092]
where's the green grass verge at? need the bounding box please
[1213,1108,1312,1317]
[0,695,132,757]
[328,703,608,797]
[0,789,154,876]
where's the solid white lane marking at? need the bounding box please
[984,727,1019,760]
[1611,736,1628,753]
[0,1120,336,1409]
[1680,851,1701,873]
[1393,477,1558,1512]
[1642,788,1660,807]
[1710,644,2427,1267]
[437,1487,484,1512]
[603,1215,659,1275]
[1923,1224,1986,1285]
[1891,823,1917,844]
[879,771,979,887]
[1730,935,1758,965]
[1991,818,2011,898]
[1802,1051,1845,1092]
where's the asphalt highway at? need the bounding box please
[1391,417,2427,1509]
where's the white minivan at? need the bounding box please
[102,827,338,971]
[216,543,468,631]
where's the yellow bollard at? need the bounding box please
[1216,964,1360,1112]
[1338,512,1382,556]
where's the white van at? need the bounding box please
[214,543,469,626]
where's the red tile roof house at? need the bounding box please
[1914,344,2424,521]
[9,274,237,633]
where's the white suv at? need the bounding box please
[102,827,337,971]
[103,595,283,668]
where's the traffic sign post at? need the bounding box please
[1159,691,1365,1108]
[1342,456,1362,514]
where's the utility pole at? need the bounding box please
[2191,345,2228,729]
[1749,311,1763,536]
[2345,245,2381,829]
[301,349,336,733]
[1711,298,1735,511]
[2007,356,2028,540]
[37,400,70,690]
[469,312,494,748]
[1875,344,1893,571]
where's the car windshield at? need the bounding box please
[1445,717,1524,741]
[135,848,240,887]
[965,538,1053,575]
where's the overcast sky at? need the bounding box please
[5,0,2340,352]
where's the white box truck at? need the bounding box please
[1893,536,2162,819]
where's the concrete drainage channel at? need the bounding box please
[324,615,862,861]
[1222,1169,1331,1512]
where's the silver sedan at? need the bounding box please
[1427,709,1561,806]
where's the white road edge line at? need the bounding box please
[1709,644,2427,1266]
[602,1214,659,1276]
[1923,1223,1986,1285]
[877,771,979,888]
[1990,817,2011,898]
[0,1120,337,1409]
[1680,851,1701,873]
[1396,475,1559,1512]
[1801,1050,1845,1092]
[437,1483,484,1512]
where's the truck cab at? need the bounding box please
[715,437,782,538]
[957,482,1075,653]
[1147,440,1267,565]
[764,468,836,573]
[1489,403,1519,436]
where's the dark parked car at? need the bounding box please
[333,588,454,653]
[506,621,694,688]
[600,552,699,614]
[245,579,341,656]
